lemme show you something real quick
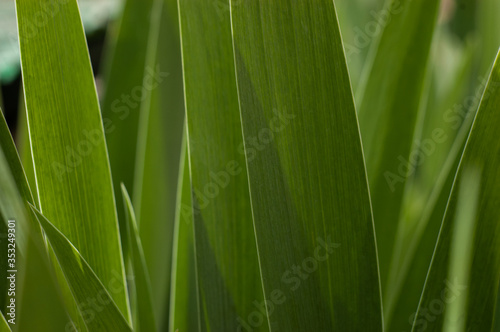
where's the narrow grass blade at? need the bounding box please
[16,0,130,320]
[100,0,154,192]
[133,0,185,326]
[13,93,85,331]
[29,206,132,332]
[412,50,500,331]
[356,0,441,291]
[168,141,198,332]
[178,0,267,330]
[231,1,382,330]
[441,167,480,332]
[385,125,468,331]
[383,44,477,330]
[121,184,156,332]
[100,0,155,256]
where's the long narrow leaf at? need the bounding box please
[121,184,156,332]
[168,141,198,332]
[100,0,156,258]
[16,0,130,320]
[231,1,382,330]
[29,206,132,332]
[133,0,185,326]
[412,50,500,331]
[442,167,480,332]
[356,0,441,299]
[177,0,267,329]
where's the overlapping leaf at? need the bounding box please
[356,0,442,300]
[100,0,155,201]
[0,111,70,331]
[16,0,130,320]
[168,143,198,332]
[231,0,382,330]
[413,50,500,332]
[29,206,132,332]
[132,0,185,326]
[178,0,267,329]
[121,185,156,332]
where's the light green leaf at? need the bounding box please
[356,0,442,295]
[178,0,267,329]
[231,0,382,330]
[335,0,385,94]
[132,0,185,326]
[16,0,130,320]
[100,0,155,256]
[29,206,132,332]
[412,50,500,332]
[168,141,198,332]
[383,40,477,331]
[0,310,11,332]
[441,167,480,332]
[121,184,156,332]
[384,124,468,332]
[477,0,500,74]
[11,92,76,332]
[15,95,38,205]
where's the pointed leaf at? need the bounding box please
[29,206,132,332]
[168,142,198,332]
[132,0,185,326]
[121,184,156,332]
[356,0,442,297]
[413,50,500,331]
[16,0,130,319]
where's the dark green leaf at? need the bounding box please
[231,0,382,330]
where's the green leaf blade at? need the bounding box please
[356,0,442,299]
[121,184,157,332]
[231,1,382,330]
[29,206,132,332]
[412,50,500,332]
[168,142,199,332]
[132,0,185,326]
[0,311,11,332]
[178,0,267,329]
[16,0,130,320]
